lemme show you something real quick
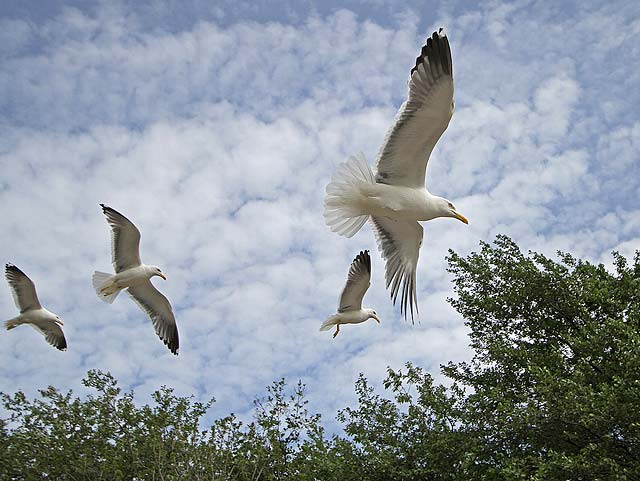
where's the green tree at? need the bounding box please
[0,372,321,480]
[332,366,469,481]
[444,235,640,479]
[332,235,640,480]
[1,370,216,480]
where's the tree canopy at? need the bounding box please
[2,236,639,480]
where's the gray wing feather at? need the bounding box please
[5,264,41,313]
[127,280,179,355]
[101,204,142,272]
[338,250,372,312]
[375,29,454,188]
[370,217,423,321]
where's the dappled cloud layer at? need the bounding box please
[1,0,639,424]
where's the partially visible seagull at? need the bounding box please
[93,204,179,355]
[323,29,468,321]
[4,264,67,351]
[320,250,380,338]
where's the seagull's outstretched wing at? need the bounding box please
[375,29,454,188]
[5,264,41,313]
[127,280,179,355]
[31,319,67,351]
[338,250,372,312]
[371,217,423,321]
[101,204,142,272]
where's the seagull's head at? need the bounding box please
[367,309,381,324]
[150,266,167,280]
[55,316,64,326]
[438,197,468,224]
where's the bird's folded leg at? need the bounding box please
[333,325,340,338]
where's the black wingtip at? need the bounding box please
[410,27,452,77]
[100,204,126,223]
[165,329,179,355]
[356,250,371,273]
[5,263,21,275]
[169,337,179,355]
[159,337,179,355]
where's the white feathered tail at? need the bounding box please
[323,153,375,238]
[319,314,340,332]
[92,271,121,304]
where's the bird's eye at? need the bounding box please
[448,202,454,209]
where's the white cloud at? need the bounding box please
[0,0,639,429]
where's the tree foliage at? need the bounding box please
[443,235,640,479]
[2,236,639,480]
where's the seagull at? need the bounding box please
[93,204,179,355]
[4,264,67,351]
[323,29,468,321]
[320,250,380,338]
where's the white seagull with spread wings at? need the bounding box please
[93,204,179,355]
[320,250,380,338]
[324,29,468,321]
[4,264,67,351]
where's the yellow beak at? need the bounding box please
[160,273,167,280]
[454,212,469,224]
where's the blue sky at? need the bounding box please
[1,0,639,426]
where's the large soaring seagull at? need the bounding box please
[93,204,179,355]
[4,264,67,351]
[324,29,468,321]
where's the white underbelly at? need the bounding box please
[359,184,430,221]
[337,310,369,324]
[113,267,148,288]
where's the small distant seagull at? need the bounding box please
[324,29,468,321]
[320,250,380,338]
[4,264,67,351]
[93,204,179,355]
